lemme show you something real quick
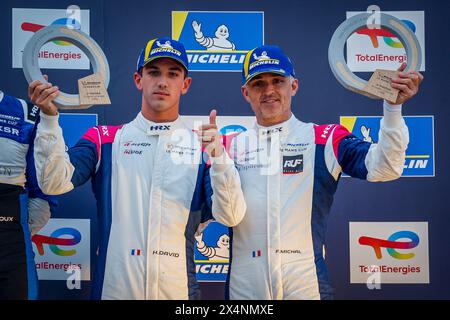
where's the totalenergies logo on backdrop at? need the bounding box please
[345,11,425,72]
[12,7,90,69]
[32,227,82,256]
[21,17,82,46]
[356,19,416,49]
[359,230,419,260]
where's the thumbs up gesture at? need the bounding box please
[198,109,224,157]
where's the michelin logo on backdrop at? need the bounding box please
[340,115,435,177]
[172,11,264,71]
[195,221,230,282]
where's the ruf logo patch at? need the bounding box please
[283,154,303,174]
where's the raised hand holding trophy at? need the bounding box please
[328,11,422,103]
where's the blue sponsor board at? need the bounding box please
[340,115,434,177]
[172,11,264,72]
[195,221,230,282]
[59,113,98,147]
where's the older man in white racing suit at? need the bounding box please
[221,44,423,300]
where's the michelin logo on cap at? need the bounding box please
[249,51,280,70]
[242,44,296,84]
[136,37,189,72]
[150,40,182,57]
[172,11,264,72]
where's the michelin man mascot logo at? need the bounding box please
[253,51,270,61]
[360,125,374,143]
[192,20,236,51]
[156,40,173,49]
[195,231,230,261]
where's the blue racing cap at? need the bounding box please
[242,45,296,85]
[136,37,189,73]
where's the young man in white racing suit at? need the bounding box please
[28,38,245,300]
[222,45,423,300]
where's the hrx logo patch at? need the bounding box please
[283,154,303,174]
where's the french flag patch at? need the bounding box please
[131,249,141,256]
[252,250,261,258]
